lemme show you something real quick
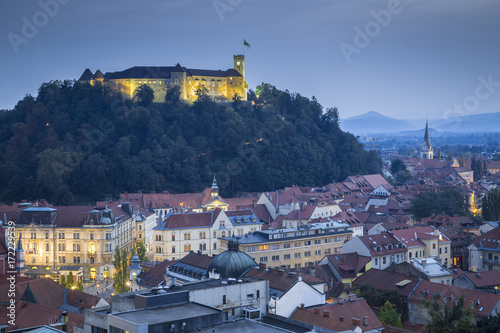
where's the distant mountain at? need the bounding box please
[435,112,500,133]
[341,111,417,135]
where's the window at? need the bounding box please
[73,244,76,252]
[74,233,80,239]
[284,243,291,248]
[58,233,65,239]
[45,232,49,239]
[172,234,175,241]
[259,245,268,251]
[334,237,341,242]
[325,248,332,254]
[304,251,311,257]
[419,307,423,314]
[213,231,217,238]
[222,295,226,304]
[199,243,206,251]
[73,256,80,264]
[259,256,268,262]
[433,243,436,249]
[221,231,226,237]
[440,248,442,254]
[387,244,393,250]
[90,233,94,240]
[284,254,291,260]
[156,235,162,242]
[184,244,191,252]
[46,256,49,263]
[324,238,331,243]
[294,252,301,258]
[199,232,206,239]
[383,257,386,264]
[374,258,378,265]
[213,243,217,250]
[294,242,301,247]
[314,239,321,245]
[30,232,36,239]
[247,293,254,300]
[272,244,280,250]
[105,233,110,240]
[46,243,49,251]
[304,240,311,246]
[334,247,341,253]
[445,247,448,254]
[247,246,256,252]
[272,255,280,261]
[314,249,321,256]
[228,230,231,237]
[172,246,176,253]
[90,257,94,264]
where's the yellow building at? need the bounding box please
[78,55,247,102]
[220,221,353,269]
[3,202,136,281]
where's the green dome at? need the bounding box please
[208,236,257,278]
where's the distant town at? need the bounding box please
[1,124,500,333]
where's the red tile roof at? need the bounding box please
[242,267,320,292]
[162,209,222,229]
[0,301,83,333]
[290,307,357,332]
[300,298,383,331]
[408,280,500,318]
[358,233,407,256]
[353,268,421,297]
[325,253,371,279]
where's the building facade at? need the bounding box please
[221,221,353,269]
[79,55,247,102]
[2,202,136,281]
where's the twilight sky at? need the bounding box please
[1,0,499,120]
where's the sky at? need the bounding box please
[1,0,499,120]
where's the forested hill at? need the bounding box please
[0,81,380,205]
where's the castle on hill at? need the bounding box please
[78,55,247,102]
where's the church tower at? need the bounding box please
[420,120,433,159]
[210,174,219,200]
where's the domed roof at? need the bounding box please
[208,235,257,278]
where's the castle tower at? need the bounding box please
[233,55,245,78]
[420,120,433,159]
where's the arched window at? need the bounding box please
[222,231,226,237]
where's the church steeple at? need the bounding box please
[420,120,433,159]
[211,174,219,200]
[15,234,27,276]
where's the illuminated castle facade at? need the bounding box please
[78,55,247,102]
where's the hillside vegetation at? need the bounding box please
[0,81,380,204]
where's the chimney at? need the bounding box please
[323,310,330,318]
[313,308,320,315]
[349,294,356,302]
[339,316,345,322]
[278,269,285,276]
[268,267,274,273]
[363,316,369,327]
[338,296,343,304]
[259,263,266,270]
[61,311,68,332]
[300,303,305,310]
[352,318,361,326]
[253,200,257,208]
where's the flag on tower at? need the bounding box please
[244,39,250,48]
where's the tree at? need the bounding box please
[476,314,500,333]
[395,170,412,185]
[135,241,147,262]
[36,147,81,205]
[133,84,154,107]
[379,300,403,327]
[66,271,74,289]
[424,294,476,333]
[482,188,500,221]
[391,159,407,175]
[357,284,408,321]
[165,84,181,104]
[112,246,129,294]
[60,274,66,287]
[76,280,84,292]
